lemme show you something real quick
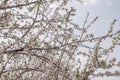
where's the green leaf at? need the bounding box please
[13,21,19,28]
[38,0,42,6]
[3,32,8,38]
[90,34,94,37]
[83,67,87,75]
[50,0,54,3]
[113,37,117,40]
[28,4,38,12]
[34,42,39,46]
[76,68,80,79]
[101,60,106,67]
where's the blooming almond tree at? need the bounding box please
[0,0,120,80]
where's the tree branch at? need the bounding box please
[0,1,38,10]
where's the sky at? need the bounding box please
[71,0,120,80]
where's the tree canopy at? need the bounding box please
[0,0,120,80]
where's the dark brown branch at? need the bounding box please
[0,54,13,77]
[0,1,38,10]
[21,2,40,38]
[3,48,24,54]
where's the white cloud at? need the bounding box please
[85,0,112,6]
[89,0,99,5]
[105,0,111,5]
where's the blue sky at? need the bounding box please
[70,0,120,80]
[73,0,120,31]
